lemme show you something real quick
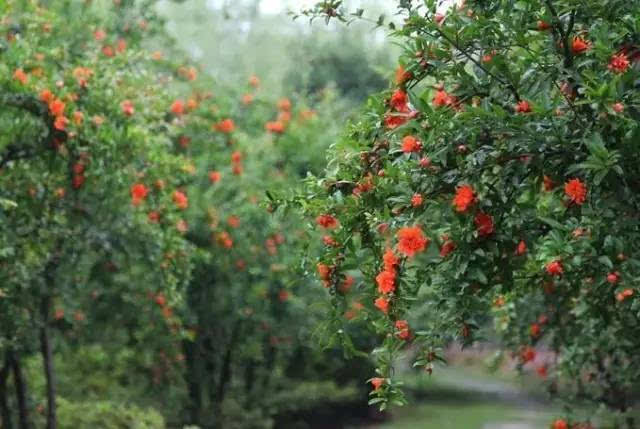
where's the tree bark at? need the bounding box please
[40,296,57,429]
[182,339,201,426]
[0,356,13,429]
[9,351,30,429]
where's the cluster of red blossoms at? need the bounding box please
[452,184,494,237]
[265,97,292,134]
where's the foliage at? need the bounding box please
[290,0,640,426]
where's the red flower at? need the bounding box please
[231,151,242,163]
[209,171,221,183]
[530,323,541,338]
[397,226,429,257]
[419,157,431,168]
[130,183,149,206]
[402,135,421,153]
[571,37,591,55]
[171,100,184,115]
[172,190,188,210]
[339,276,354,293]
[608,53,630,74]
[249,75,260,87]
[217,231,233,248]
[543,175,554,191]
[515,240,527,255]
[521,346,536,363]
[564,178,587,205]
[537,20,551,31]
[612,102,625,113]
[227,215,240,228]
[371,377,384,391]
[94,29,106,41]
[432,89,451,107]
[376,270,396,294]
[440,237,456,258]
[49,99,66,117]
[72,174,85,189]
[148,211,160,223]
[395,65,412,85]
[411,193,423,207]
[316,214,339,229]
[453,185,475,212]
[536,366,547,379]
[383,249,398,271]
[474,212,494,237]
[384,113,409,129]
[552,419,568,429]
[607,272,619,284]
[616,289,634,302]
[102,45,114,57]
[215,118,235,133]
[546,260,563,276]
[515,100,532,113]
[395,320,411,340]
[374,297,389,314]
[121,100,134,116]
[13,69,28,84]
[390,89,409,112]
[317,263,331,281]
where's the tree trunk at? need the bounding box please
[9,351,30,429]
[40,296,57,429]
[0,356,13,429]
[182,339,201,426]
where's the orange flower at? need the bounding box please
[40,89,54,104]
[94,29,106,41]
[411,193,423,207]
[397,226,429,257]
[265,121,285,133]
[616,289,634,302]
[371,377,384,390]
[543,175,554,191]
[395,65,412,85]
[171,100,184,115]
[374,297,389,314]
[242,93,253,105]
[474,212,494,236]
[13,69,28,85]
[546,260,563,276]
[121,100,134,116]
[209,171,221,183]
[612,102,625,113]
[571,37,591,55]
[215,118,235,133]
[515,100,532,113]
[217,231,233,248]
[248,75,260,88]
[401,135,421,153]
[608,53,630,74]
[316,214,338,229]
[376,270,396,294]
[54,116,69,131]
[227,215,240,228]
[515,240,527,255]
[172,190,188,210]
[537,20,551,31]
[277,98,292,112]
[73,111,84,125]
[130,183,149,206]
[102,45,115,57]
[148,211,160,223]
[383,249,398,271]
[564,178,587,205]
[453,185,475,212]
[49,99,66,117]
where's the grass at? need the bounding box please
[379,402,552,429]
